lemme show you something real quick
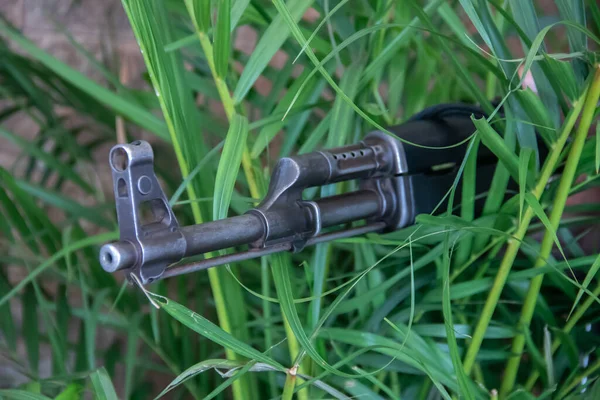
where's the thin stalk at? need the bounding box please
[282,313,306,396]
[462,75,593,375]
[54,266,204,398]
[282,369,297,400]
[525,280,600,389]
[453,137,480,268]
[261,258,277,397]
[450,226,512,282]
[120,5,232,396]
[187,29,259,400]
[390,370,400,395]
[555,357,600,399]
[193,30,306,399]
[484,0,507,100]
[196,32,260,200]
[275,272,309,398]
[453,238,507,385]
[500,65,600,397]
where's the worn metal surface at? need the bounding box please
[99,141,185,284]
[100,104,499,284]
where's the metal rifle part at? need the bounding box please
[99,104,498,285]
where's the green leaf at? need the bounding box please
[231,0,251,29]
[170,141,224,206]
[23,285,39,375]
[582,378,600,400]
[55,287,71,373]
[156,359,274,399]
[0,231,118,308]
[457,0,493,51]
[203,361,258,400]
[555,0,588,83]
[0,390,52,400]
[54,384,83,400]
[214,0,232,78]
[233,0,313,103]
[0,168,62,261]
[0,127,94,193]
[86,289,111,371]
[292,0,350,63]
[570,253,600,316]
[148,292,284,369]
[251,68,322,158]
[524,193,570,270]
[90,367,118,400]
[417,214,471,230]
[595,122,600,174]
[164,34,198,52]
[515,89,557,143]
[184,0,211,33]
[271,253,354,377]
[213,114,249,220]
[441,222,475,398]
[0,271,16,349]
[473,116,522,185]
[14,180,112,229]
[437,3,476,50]
[123,0,209,220]
[519,148,534,222]
[508,0,561,128]
[361,0,444,86]
[407,0,491,110]
[317,327,457,396]
[412,324,515,339]
[298,114,332,154]
[125,315,141,398]
[544,57,579,102]
[0,20,168,140]
[326,62,363,148]
[543,326,554,387]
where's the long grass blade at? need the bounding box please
[214,0,232,78]
[233,0,313,103]
[148,292,285,369]
[213,115,249,219]
[90,367,119,400]
[0,20,169,139]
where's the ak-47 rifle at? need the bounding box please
[99,104,501,285]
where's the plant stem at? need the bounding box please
[283,312,307,396]
[450,228,511,282]
[119,5,233,396]
[282,369,297,400]
[261,258,278,397]
[196,32,260,200]
[462,75,593,375]
[453,137,480,267]
[555,357,600,399]
[194,30,307,400]
[189,30,260,400]
[525,279,600,389]
[500,65,600,397]
[484,1,507,101]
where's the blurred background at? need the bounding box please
[1,0,599,398]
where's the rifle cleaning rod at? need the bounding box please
[161,221,387,279]
[104,189,382,272]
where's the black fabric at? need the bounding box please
[389,103,499,218]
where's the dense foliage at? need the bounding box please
[1,0,600,399]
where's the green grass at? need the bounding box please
[1,0,600,399]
